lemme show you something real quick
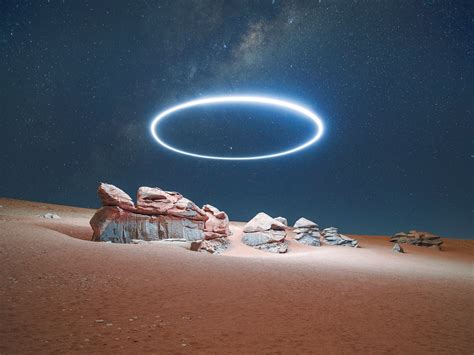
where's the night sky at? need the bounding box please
[1,1,472,238]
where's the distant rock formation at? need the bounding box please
[293,217,321,246]
[321,227,359,247]
[390,230,443,249]
[90,183,230,252]
[241,212,288,253]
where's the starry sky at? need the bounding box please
[1,1,472,238]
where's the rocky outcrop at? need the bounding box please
[203,204,231,239]
[90,206,205,243]
[293,217,321,246]
[98,183,135,210]
[241,212,288,253]
[321,227,359,247]
[390,230,443,248]
[135,186,207,221]
[91,183,232,246]
[187,204,232,254]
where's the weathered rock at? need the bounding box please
[242,213,287,253]
[241,230,286,246]
[90,206,204,243]
[190,237,230,254]
[321,227,359,247]
[294,217,318,229]
[297,234,321,246]
[392,243,404,253]
[293,217,321,247]
[203,204,231,237]
[274,216,288,226]
[40,213,60,219]
[255,241,288,253]
[135,186,207,221]
[98,183,135,210]
[243,212,286,233]
[390,230,443,248]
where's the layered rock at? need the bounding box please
[390,230,443,248]
[135,186,207,221]
[321,227,359,247]
[203,204,231,239]
[293,217,321,246]
[98,183,135,210]
[241,212,288,253]
[90,183,220,244]
[188,204,232,254]
[90,206,205,243]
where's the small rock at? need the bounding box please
[190,238,230,254]
[293,217,321,247]
[40,213,60,219]
[95,319,104,323]
[392,243,404,253]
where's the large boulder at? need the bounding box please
[97,183,135,210]
[243,212,286,233]
[202,204,231,239]
[90,206,205,243]
[91,183,211,244]
[241,213,287,253]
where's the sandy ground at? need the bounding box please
[0,197,472,354]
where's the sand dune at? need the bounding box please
[0,197,472,354]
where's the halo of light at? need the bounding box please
[150,95,324,160]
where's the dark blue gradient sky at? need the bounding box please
[1,1,472,238]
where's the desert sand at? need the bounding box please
[0,197,472,354]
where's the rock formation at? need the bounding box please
[190,238,231,254]
[90,183,230,251]
[241,212,288,253]
[390,230,443,249]
[293,217,321,246]
[321,227,359,247]
[190,204,232,254]
[203,204,231,239]
[97,183,135,210]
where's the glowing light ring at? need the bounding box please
[150,95,324,160]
